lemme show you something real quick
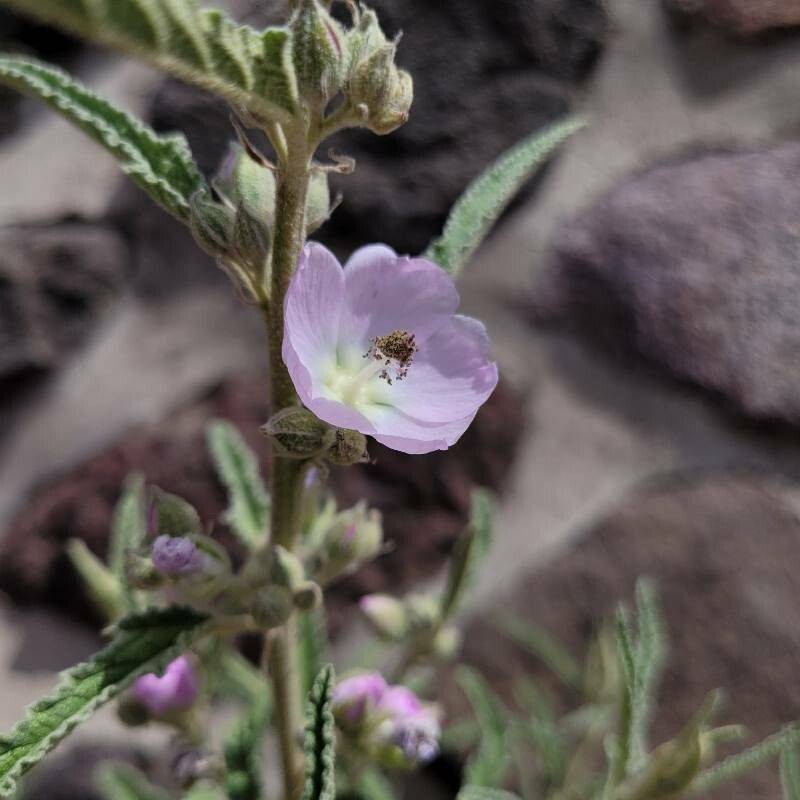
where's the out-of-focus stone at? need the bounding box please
[536,142,800,424]
[451,475,800,799]
[665,0,800,35]
[0,224,125,378]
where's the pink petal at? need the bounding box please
[284,243,345,375]
[338,246,459,350]
[368,407,479,454]
[283,338,377,433]
[384,316,499,423]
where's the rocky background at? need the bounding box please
[1,0,800,798]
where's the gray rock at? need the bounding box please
[536,142,800,424]
[665,0,800,35]
[148,0,607,254]
[0,223,125,378]
[454,475,800,799]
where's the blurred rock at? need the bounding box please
[664,0,800,35]
[0,224,125,378]
[453,475,800,798]
[0,374,523,631]
[148,0,607,254]
[536,142,800,424]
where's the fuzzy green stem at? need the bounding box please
[264,121,312,800]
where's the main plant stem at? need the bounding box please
[264,122,312,800]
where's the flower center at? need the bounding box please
[326,330,418,407]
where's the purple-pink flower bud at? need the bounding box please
[377,686,441,763]
[332,672,387,725]
[133,656,198,715]
[151,535,203,576]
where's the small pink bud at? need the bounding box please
[151,535,204,576]
[133,656,198,715]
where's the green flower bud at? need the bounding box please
[189,191,235,258]
[261,407,336,459]
[232,203,272,273]
[270,544,307,590]
[291,0,347,106]
[150,487,201,538]
[124,550,164,591]
[294,580,323,610]
[359,593,408,640]
[367,67,413,135]
[312,501,383,584]
[251,584,294,629]
[216,144,277,228]
[405,593,441,633]
[433,626,462,660]
[327,428,369,465]
[306,170,332,235]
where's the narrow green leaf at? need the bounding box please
[298,608,329,698]
[223,695,270,800]
[691,723,800,795]
[457,666,509,789]
[66,539,125,623]
[500,615,582,691]
[0,55,206,222]
[302,664,336,800]
[0,0,297,122]
[207,420,270,548]
[0,606,209,797]
[457,787,521,800]
[424,117,586,276]
[441,489,494,619]
[109,473,147,612]
[782,747,800,800]
[96,762,172,800]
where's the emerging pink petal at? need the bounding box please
[283,243,498,454]
[133,655,198,715]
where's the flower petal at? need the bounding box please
[367,406,479,455]
[283,337,377,433]
[338,246,459,350]
[284,242,345,374]
[378,316,498,423]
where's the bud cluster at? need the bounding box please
[332,672,441,767]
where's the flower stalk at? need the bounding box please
[263,119,314,800]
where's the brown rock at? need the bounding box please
[665,0,800,35]
[536,142,800,424]
[452,475,800,798]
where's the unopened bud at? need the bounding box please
[189,191,235,258]
[291,0,347,105]
[150,487,201,538]
[327,428,369,465]
[359,594,408,640]
[151,535,205,577]
[294,580,323,610]
[216,144,277,226]
[124,550,164,590]
[433,626,462,660]
[306,170,332,235]
[251,585,294,629]
[313,501,383,584]
[367,67,413,135]
[262,407,336,459]
[232,203,271,273]
[405,593,441,633]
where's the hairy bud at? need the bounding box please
[189,191,235,258]
[232,203,272,273]
[327,428,369,465]
[150,487,201,538]
[251,584,294,629]
[359,594,408,640]
[291,0,347,106]
[261,407,336,459]
[433,626,462,660]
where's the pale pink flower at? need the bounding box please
[283,243,498,454]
